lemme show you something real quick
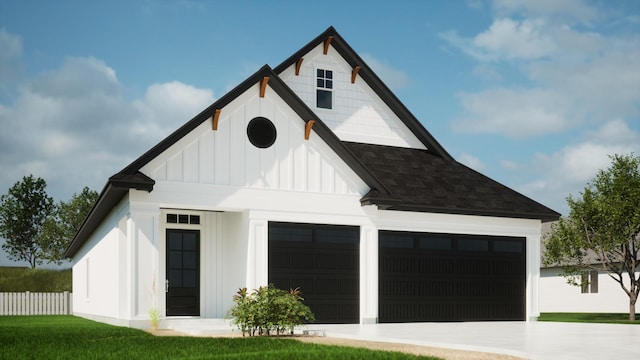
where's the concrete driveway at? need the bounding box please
[317,321,640,359]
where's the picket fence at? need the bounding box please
[0,292,72,315]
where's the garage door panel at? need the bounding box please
[379,231,526,322]
[268,222,359,324]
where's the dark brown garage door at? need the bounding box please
[379,231,526,322]
[268,222,359,324]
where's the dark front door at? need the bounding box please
[166,229,200,316]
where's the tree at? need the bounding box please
[39,187,98,264]
[544,154,640,321]
[0,175,54,268]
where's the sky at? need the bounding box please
[0,0,638,267]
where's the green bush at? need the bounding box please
[228,285,315,336]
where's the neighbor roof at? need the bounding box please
[65,27,559,258]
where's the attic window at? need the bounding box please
[316,69,333,109]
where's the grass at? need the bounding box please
[0,267,71,292]
[0,316,439,359]
[539,312,640,324]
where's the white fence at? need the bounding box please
[0,292,72,315]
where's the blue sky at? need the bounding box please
[0,0,639,267]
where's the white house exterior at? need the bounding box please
[540,267,640,313]
[540,222,639,313]
[66,27,559,328]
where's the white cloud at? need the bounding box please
[132,81,214,143]
[518,119,640,214]
[466,0,485,11]
[0,28,23,90]
[471,64,503,81]
[0,28,22,66]
[492,0,599,24]
[440,18,555,62]
[458,153,487,171]
[500,160,518,170]
[361,53,409,89]
[474,18,556,61]
[442,2,640,140]
[453,87,571,138]
[0,54,215,201]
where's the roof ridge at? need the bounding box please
[274,27,454,161]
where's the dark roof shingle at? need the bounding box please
[346,142,559,222]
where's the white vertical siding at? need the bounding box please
[141,84,368,199]
[71,197,129,319]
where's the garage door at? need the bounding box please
[268,222,359,324]
[379,231,526,322]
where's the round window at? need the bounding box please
[247,117,277,148]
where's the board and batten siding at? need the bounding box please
[141,82,369,201]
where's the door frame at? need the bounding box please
[161,209,204,317]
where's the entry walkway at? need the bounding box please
[317,321,640,359]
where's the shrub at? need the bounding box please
[228,285,315,336]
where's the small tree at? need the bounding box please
[0,175,54,268]
[544,154,640,321]
[39,186,98,264]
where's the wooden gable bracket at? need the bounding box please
[351,66,361,84]
[305,120,315,140]
[260,76,269,98]
[212,109,221,131]
[323,36,333,55]
[295,58,304,76]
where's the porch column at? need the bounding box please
[527,231,542,321]
[360,224,378,324]
[247,217,269,290]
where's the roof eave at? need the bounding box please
[64,172,154,258]
[368,200,560,223]
[274,27,454,161]
[66,64,394,258]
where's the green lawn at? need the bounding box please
[0,316,438,359]
[0,267,71,292]
[539,312,640,324]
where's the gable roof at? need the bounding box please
[65,64,392,257]
[66,27,560,258]
[274,26,453,161]
[346,142,560,222]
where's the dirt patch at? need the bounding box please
[147,329,524,360]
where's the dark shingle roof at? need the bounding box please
[346,142,560,222]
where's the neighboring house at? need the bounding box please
[65,27,559,328]
[540,222,639,313]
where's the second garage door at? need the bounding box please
[379,231,526,322]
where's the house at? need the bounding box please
[65,27,560,328]
[540,222,640,313]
